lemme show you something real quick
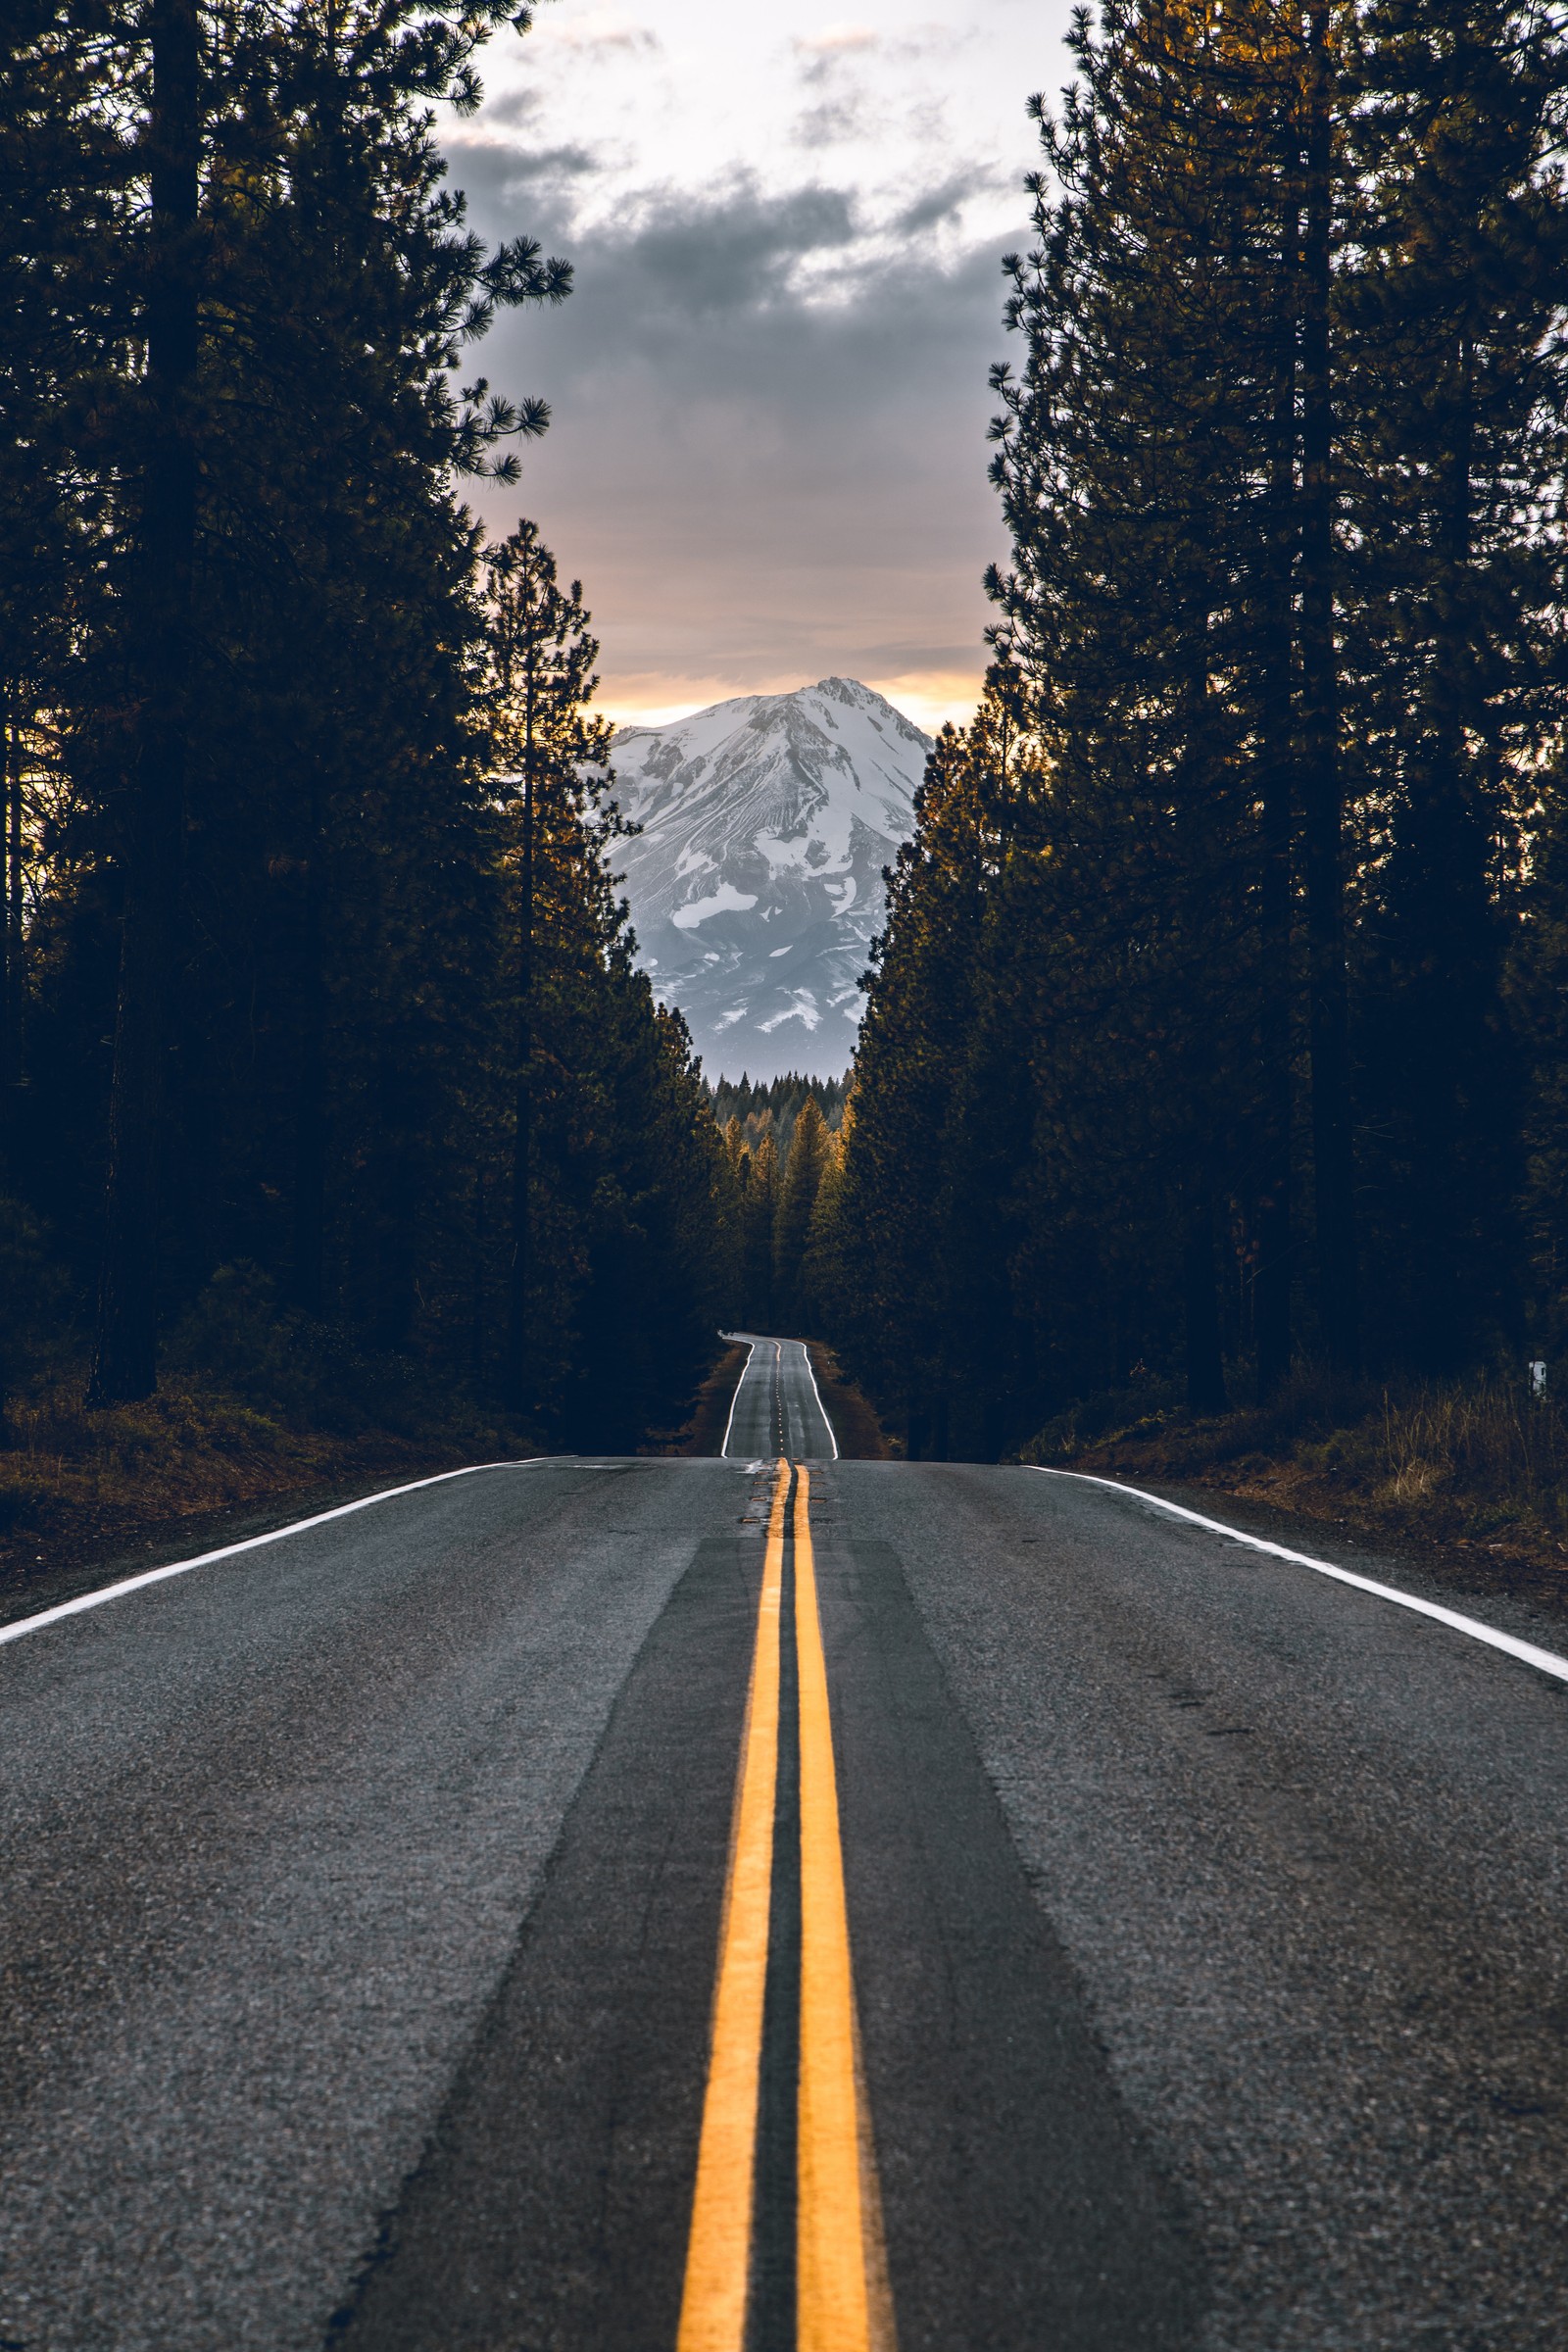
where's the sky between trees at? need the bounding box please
[443,0,1075,730]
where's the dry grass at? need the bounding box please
[1365,1383,1568,1533]
[0,1369,523,1607]
[1023,1365,1568,1573]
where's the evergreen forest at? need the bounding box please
[708,1074,847,1160]
[0,0,734,1489]
[810,0,1568,1466]
[8,0,1568,1520]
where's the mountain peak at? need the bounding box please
[612,679,931,1082]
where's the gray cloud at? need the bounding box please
[895,169,1002,236]
[477,84,543,129]
[793,94,869,148]
[447,150,1027,705]
[613,177,858,318]
[472,137,601,186]
[541,17,662,54]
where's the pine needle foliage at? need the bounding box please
[817,0,1568,1460]
[0,12,738,1450]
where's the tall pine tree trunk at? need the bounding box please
[1184,1176,1228,1413]
[291,792,327,1317]
[87,0,198,1405]
[1254,298,1297,1400]
[1177,605,1228,1417]
[469,1164,488,1386]
[1400,337,1510,1368]
[1298,0,1359,1378]
[1,688,20,1125]
[505,707,534,1414]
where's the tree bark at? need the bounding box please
[87,0,199,1405]
[291,789,327,1317]
[1298,0,1359,1378]
[1401,332,1507,1369]
[1254,260,1297,1401]
[504,683,535,1413]
[1184,1177,1229,1414]
[1,689,20,1125]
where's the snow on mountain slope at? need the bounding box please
[611,677,930,1083]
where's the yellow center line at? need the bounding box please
[795,1465,893,2352]
[676,1457,791,2352]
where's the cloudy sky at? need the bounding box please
[443,0,1078,730]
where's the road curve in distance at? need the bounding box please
[720,1333,838,1460]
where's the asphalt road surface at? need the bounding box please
[719,1334,838,1460]
[3,1343,1568,2349]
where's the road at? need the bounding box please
[719,1333,839,1462]
[3,1342,1568,2348]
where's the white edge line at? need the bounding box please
[720,1336,759,1460]
[1022,1464,1568,1687]
[0,1457,577,1652]
[799,1340,841,1461]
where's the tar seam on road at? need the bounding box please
[677,1459,789,2352]
[793,1466,888,2352]
[0,1458,573,1651]
[1024,1463,1568,1687]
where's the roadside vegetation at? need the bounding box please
[806,1344,894,1462]
[800,0,1568,1561]
[1022,1369,1568,1570]
[10,0,1568,1583]
[1,0,740,1585]
[0,1247,528,1597]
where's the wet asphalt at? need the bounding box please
[1,1341,1566,2348]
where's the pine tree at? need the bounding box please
[835,0,1568,1444]
[1,0,747,1457]
[483,519,613,1412]
[832,690,1026,1449]
[800,1107,847,1341]
[772,1094,830,1333]
[1346,0,1568,1368]
[77,0,571,1402]
[742,1130,778,1328]
[989,0,1302,1412]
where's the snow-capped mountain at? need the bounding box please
[610,678,931,1083]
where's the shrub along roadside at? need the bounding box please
[1020,1366,1568,1582]
[0,1257,541,1606]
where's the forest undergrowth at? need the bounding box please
[0,1260,539,1603]
[1024,1368,1568,1589]
[1,0,737,1507]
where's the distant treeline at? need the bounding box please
[716,1091,844,1340]
[708,1073,848,1164]
[808,0,1568,1459]
[0,0,729,1449]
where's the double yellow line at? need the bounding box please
[676,1460,891,2352]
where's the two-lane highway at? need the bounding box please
[3,1345,1568,2347]
[719,1335,838,1461]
